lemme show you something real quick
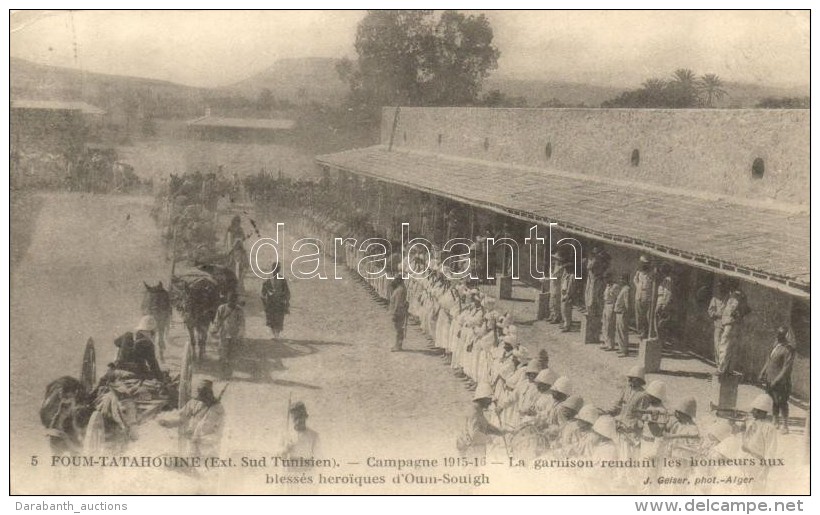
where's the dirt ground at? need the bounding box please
[9,192,809,495]
[10,192,471,494]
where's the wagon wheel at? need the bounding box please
[79,338,96,394]
[178,341,194,409]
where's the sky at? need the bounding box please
[9,10,810,89]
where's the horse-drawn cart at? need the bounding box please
[41,337,195,455]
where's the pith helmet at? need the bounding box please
[751,394,774,413]
[501,334,518,346]
[561,395,584,413]
[673,396,697,419]
[534,368,558,385]
[289,401,308,417]
[627,365,646,383]
[525,359,543,374]
[593,415,618,441]
[513,346,530,362]
[473,383,495,401]
[707,419,733,442]
[551,376,573,396]
[645,380,667,403]
[135,315,157,332]
[576,405,600,425]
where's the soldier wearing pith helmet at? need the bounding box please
[457,383,507,458]
[663,396,700,461]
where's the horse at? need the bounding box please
[40,376,93,455]
[170,275,222,361]
[142,281,172,362]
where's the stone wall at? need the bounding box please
[381,107,809,206]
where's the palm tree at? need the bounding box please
[672,68,697,86]
[669,68,699,108]
[698,73,728,108]
[641,78,667,107]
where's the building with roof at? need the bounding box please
[186,111,296,143]
[317,107,810,399]
[11,99,107,156]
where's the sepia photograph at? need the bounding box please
[7,9,811,497]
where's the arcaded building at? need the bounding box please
[317,107,809,399]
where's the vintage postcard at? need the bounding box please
[9,10,810,496]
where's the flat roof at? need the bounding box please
[317,145,809,296]
[11,99,106,115]
[186,116,296,130]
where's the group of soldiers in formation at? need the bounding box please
[402,260,785,492]
[50,169,787,489]
[288,202,791,492]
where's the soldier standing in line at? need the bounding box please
[547,253,565,325]
[560,261,577,333]
[600,273,620,351]
[653,263,674,344]
[584,247,610,337]
[614,273,632,357]
[707,280,729,373]
[389,276,409,352]
[759,327,796,434]
[633,255,655,339]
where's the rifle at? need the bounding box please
[636,409,670,425]
[710,403,806,429]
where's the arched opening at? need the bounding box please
[752,158,765,179]
[437,133,443,146]
[483,137,490,151]
[631,149,640,167]
[545,141,552,160]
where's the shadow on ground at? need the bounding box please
[191,337,350,383]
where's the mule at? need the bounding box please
[170,275,221,361]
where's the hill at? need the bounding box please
[10,57,207,119]
[12,55,809,113]
[225,57,349,105]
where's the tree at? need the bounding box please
[756,96,809,109]
[426,11,500,105]
[339,10,499,107]
[258,88,274,110]
[601,69,730,108]
[698,73,727,108]
[666,68,700,107]
[480,89,528,107]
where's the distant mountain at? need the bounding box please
[12,55,809,113]
[11,57,207,119]
[225,57,349,105]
